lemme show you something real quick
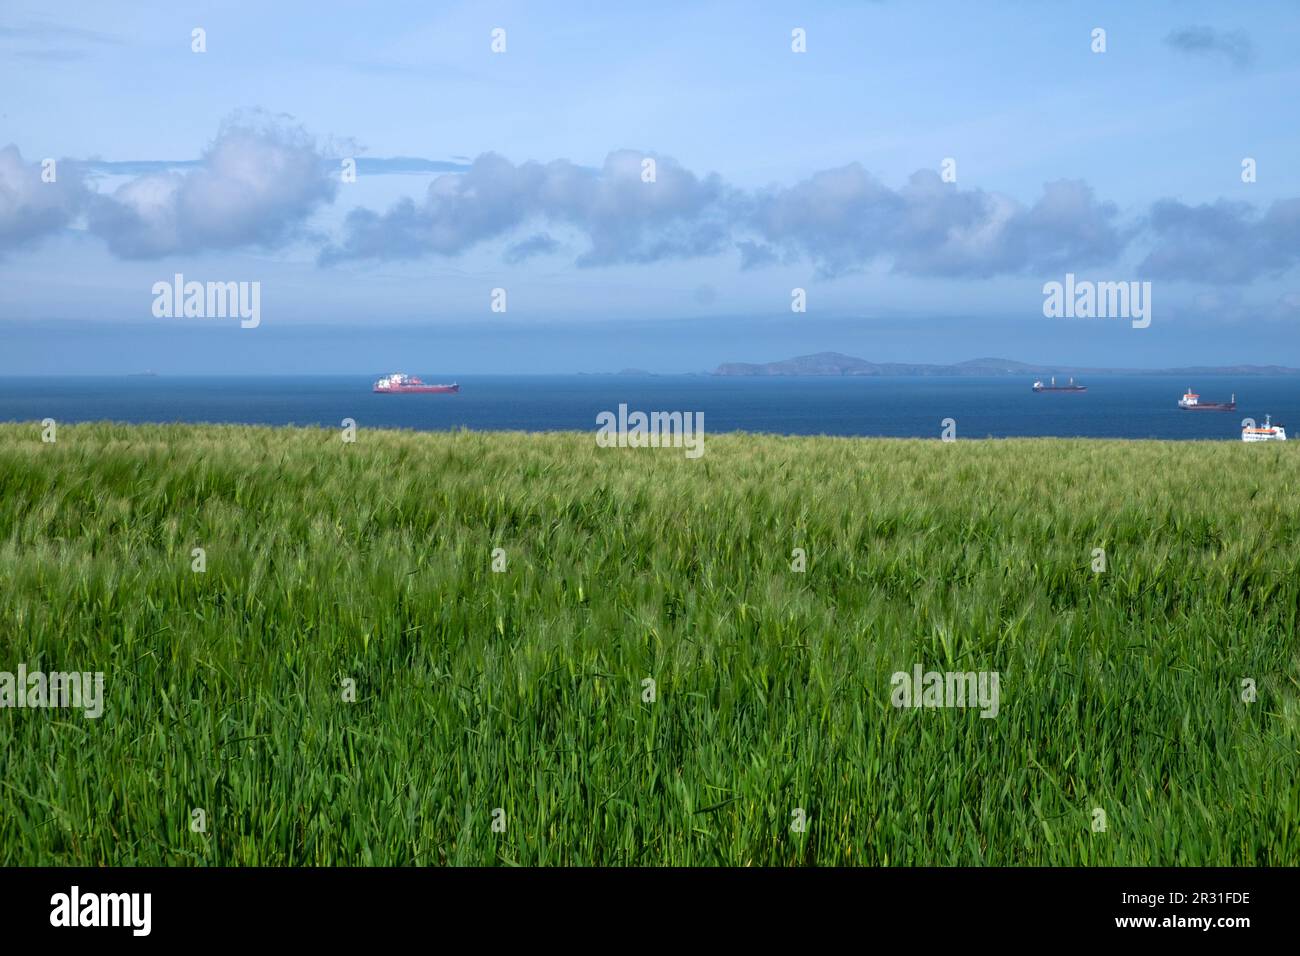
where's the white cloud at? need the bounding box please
[86,114,337,259]
[0,145,89,252]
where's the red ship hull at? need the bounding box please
[373,384,459,394]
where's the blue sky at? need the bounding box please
[2,0,1298,372]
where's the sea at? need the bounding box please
[0,375,1295,440]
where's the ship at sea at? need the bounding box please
[1242,415,1287,442]
[1177,388,1235,411]
[1031,376,1087,392]
[373,373,459,394]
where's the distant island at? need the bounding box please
[712,352,1300,377]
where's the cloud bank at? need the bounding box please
[318,150,732,267]
[1,115,1297,288]
[322,155,1126,280]
[745,167,1124,278]
[1140,198,1300,283]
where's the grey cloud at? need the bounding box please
[0,145,90,252]
[504,233,562,264]
[748,166,1123,278]
[746,164,901,277]
[319,150,732,267]
[325,155,1124,280]
[86,115,338,258]
[736,240,779,270]
[1165,26,1253,68]
[999,179,1127,272]
[1139,198,1300,283]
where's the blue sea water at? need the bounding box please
[0,375,1296,440]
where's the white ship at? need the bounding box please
[1242,415,1287,442]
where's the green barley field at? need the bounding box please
[1,422,1297,865]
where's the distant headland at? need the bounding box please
[712,352,1300,377]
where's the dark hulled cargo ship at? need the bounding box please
[1177,388,1235,411]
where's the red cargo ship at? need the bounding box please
[373,373,459,394]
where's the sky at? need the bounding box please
[1,0,1298,373]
